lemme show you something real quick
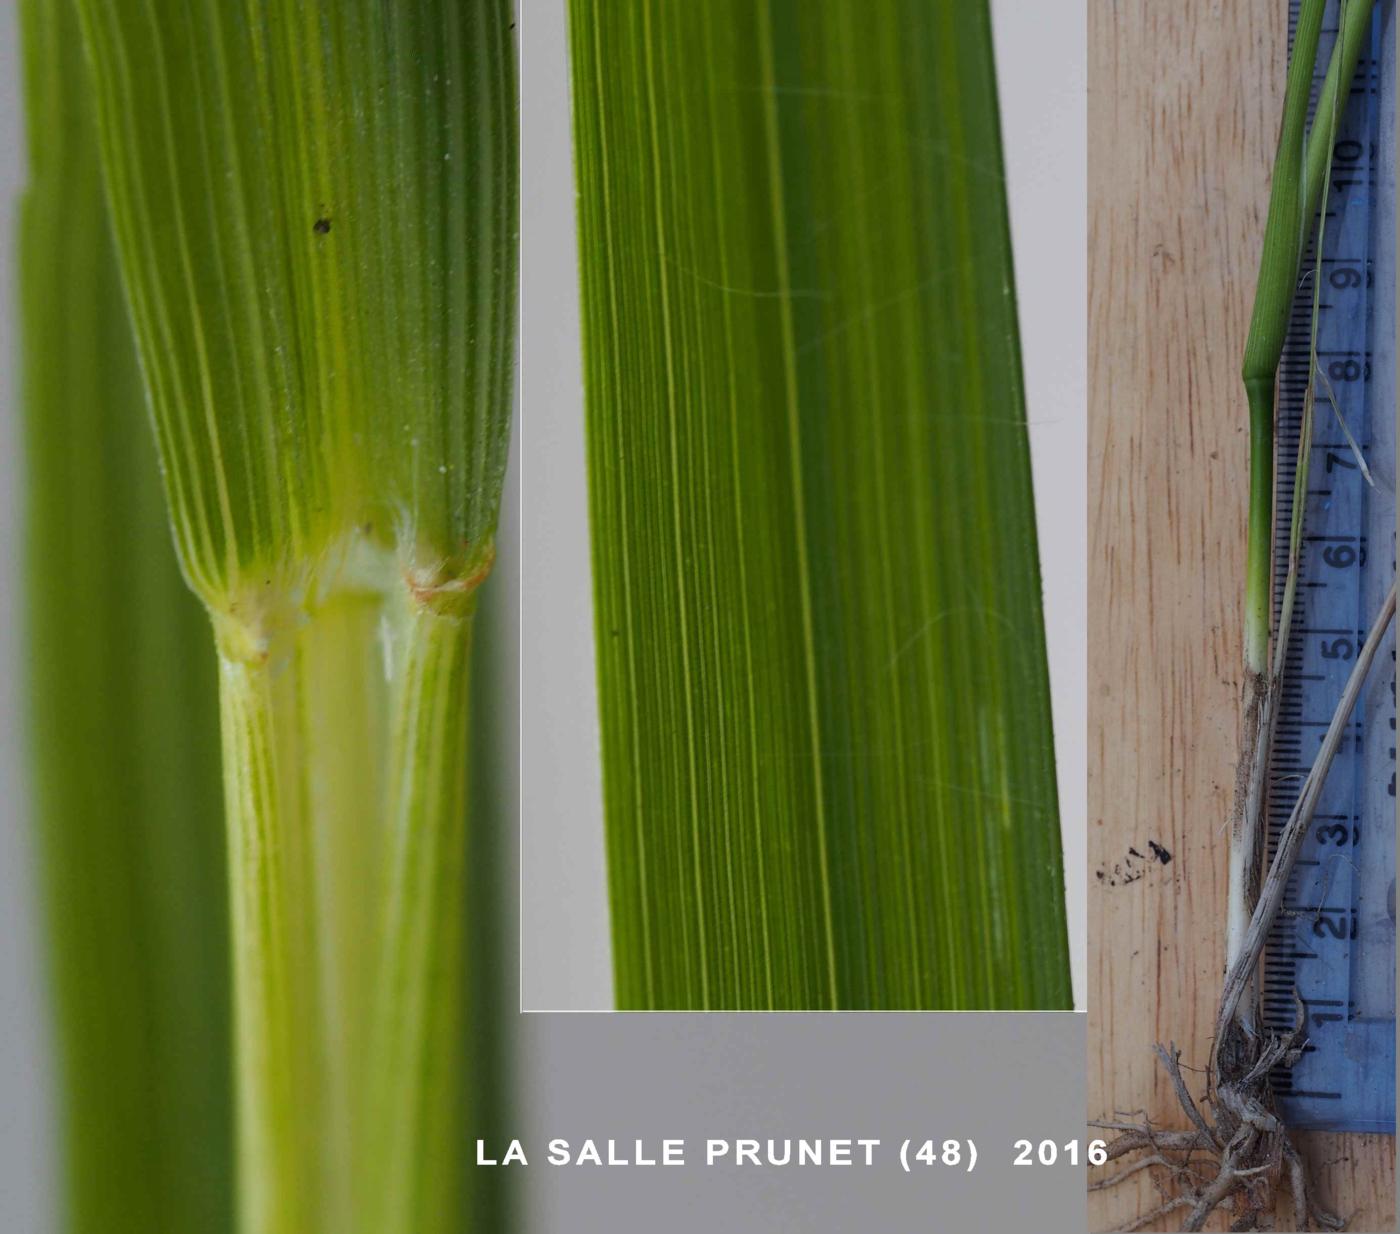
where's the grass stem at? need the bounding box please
[1227,0,1374,994]
[361,605,473,1234]
[1228,0,1327,997]
[219,622,333,1234]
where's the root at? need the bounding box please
[1090,1037,1345,1232]
[1093,589,1394,1231]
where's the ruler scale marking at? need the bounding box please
[1265,0,1396,1135]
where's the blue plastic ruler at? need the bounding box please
[1263,0,1396,1134]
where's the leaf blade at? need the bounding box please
[18,0,232,1224]
[571,0,1070,1010]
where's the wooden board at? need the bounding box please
[1087,2,1396,1229]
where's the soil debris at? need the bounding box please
[1096,842,1173,887]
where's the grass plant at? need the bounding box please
[1091,3,1395,1227]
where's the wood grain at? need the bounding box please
[1087,2,1395,1229]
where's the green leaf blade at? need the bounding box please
[19,0,232,1226]
[572,0,1070,1010]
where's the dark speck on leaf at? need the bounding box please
[313,217,331,235]
[1128,846,1144,859]
[1148,840,1173,864]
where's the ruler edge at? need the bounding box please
[1268,0,1397,1135]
